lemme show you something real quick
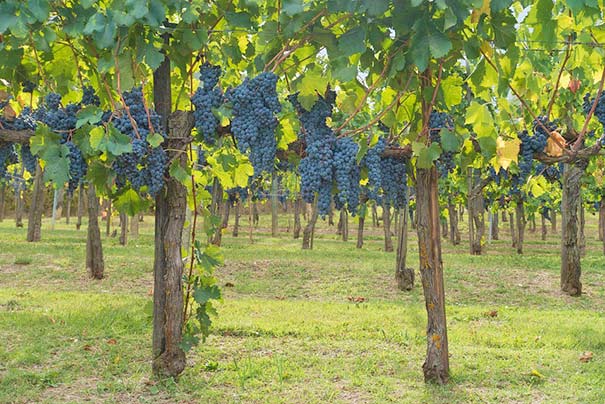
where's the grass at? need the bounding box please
[0,209,604,403]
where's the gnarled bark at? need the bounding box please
[76,183,84,230]
[302,199,318,250]
[152,111,192,378]
[86,184,104,279]
[119,211,128,246]
[447,201,460,245]
[26,164,45,242]
[383,202,393,252]
[515,200,525,255]
[561,162,585,297]
[293,195,301,239]
[395,196,413,291]
[416,167,449,384]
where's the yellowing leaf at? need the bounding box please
[496,136,519,169]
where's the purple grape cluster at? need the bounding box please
[191,63,224,145]
[112,87,167,197]
[333,137,360,213]
[429,111,455,177]
[290,92,335,215]
[228,72,280,177]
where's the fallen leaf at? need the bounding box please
[579,352,593,363]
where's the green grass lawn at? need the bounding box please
[0,210,604,403]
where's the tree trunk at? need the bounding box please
[65,192,71,224]
[105,199,112,237]
[302,199,318,250]
[271,175,279,237]
[357,215,365,249]
[372,204,379,227]
[151,110,192,378]
[578,196,586,257]
[293,195,301,239]
[383,201,394,252]
[515,199,525,255]
[341,208,349,242]
[510,212,517,248]
[15,175,24,228]
[599,197,605,242]
[491,211,499,240]
[416,167,449,384]
[0,182,5,222]
[210,179,223,246]
[468,169,484,255]
[86,184,104,279]
[130,214,139,238]
[221,200,231,230]
[26,164,45,242]
[441,216,448,239]
[232,201,240,237]
[561,162,584,296]
[55,187,64,220]
[541,213,547,241]
[395,195,413,291]
[76,183,84,230]
[447,202,460,245]
[119,211,128,246]
[50,188,59,231]
[252,202,259,227]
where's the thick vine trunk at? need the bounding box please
[372,204,379,227]
[447,202,460,245]
[561,162,584,297]
[105,199,112,237]
[510,212,517,248]
[26,164,45,242]
[302,199,318,250]
[416,167,449,384]
[232,201,240,237]
[86,184,104,279]
[357,215,365,249]
[293,195,301,239]
[515,200,525,255]
[491,211,499,240]
[119,211,128,246]
[0,182,5,222]
[130,214,139,238]
[599,197,605,242]
[252,202,259,227]
[151,110,192,378]
[383,202,394,252]
[55,187,64,221]
[395,197,413,291]
[221,200,231,230]
[76,183,84,230]
[578,196,586,257]
[50,188,59,230]
[467,169,484,255]
[341,208,349,242]
[271,175,278,237]
[210,179,224,246]
[15,183,23,227]
[65,193,72,224]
